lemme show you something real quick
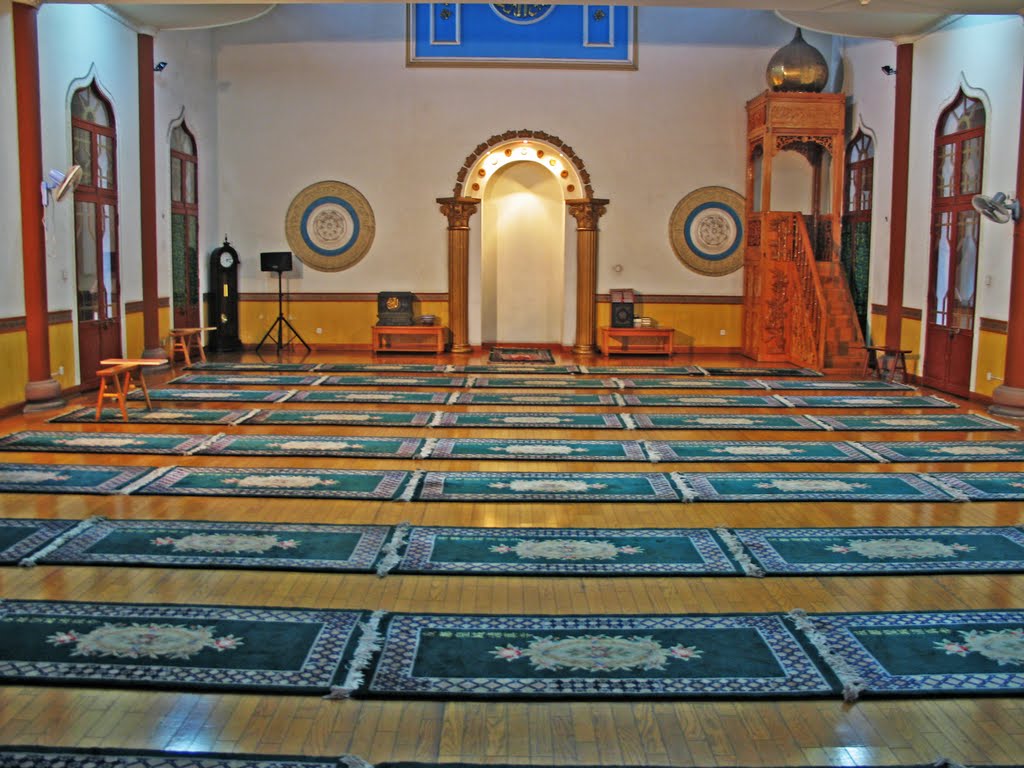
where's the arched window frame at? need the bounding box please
[170,122,200,327]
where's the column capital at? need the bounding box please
[437,197,480,228]
[566,199,609,230]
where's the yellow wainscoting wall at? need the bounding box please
[597,298,743,352]
[125,304,172,358]
[48,320,77,392]
[868,310,923,377]
[0,329,29,410]
[239,295,450,349]
[974,326,1008,399]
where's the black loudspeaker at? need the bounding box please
[610,289,636,328]
[377,291,416,326]
[260,251,293,273]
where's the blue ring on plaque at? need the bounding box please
[683,201,742,262]
[300,196,361,256]
[668,186,746,277]
[490,4,554,24]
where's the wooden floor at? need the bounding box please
[1,350,1023,767]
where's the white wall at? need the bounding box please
[0,0,24,318]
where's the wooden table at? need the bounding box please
[599,326,673,356]
[170,327,216,366]
[372,325,448,354]
[863,345,911,382]
[95,358,164,420]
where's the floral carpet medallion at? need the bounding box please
[40,519,391,571]
[863,441,1024,462]
[318,376,468,388]
[434,412,624,429]
[470,378,616,389]
[451,393,617,406]
[415,472,679,502]
[0,430,210,455]
[675,472,955,502]
[629,414,825,430]
[0,463,152,494]
[203,434,423,458]
[289,390,450,404]
[128,388,291,403]
[796,610,1024,698]
[134,467,411,499]
[931,473,1024,500]
[619,395,785,408]
[775,395,954,409]
[815,414,1016,431]
[396,527,740,575]
[424,438,647,462]
[365,613,835,699]
[243,410,433,427]
[731,527,1024,575]
[50,407,251,425]
[0,518,77,563]
[169,374,321,386]
[645,440,874,462]
[0,600,367,694]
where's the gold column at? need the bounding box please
[437,197,479,354]
[567,199,609,355]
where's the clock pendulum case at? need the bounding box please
[209,237,243,352]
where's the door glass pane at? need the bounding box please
[935,144,955,198]
[171,213,186,308]
[171,157,182,203]
[73,128,92,186]
[186,215,200,307]
[952,210,979,330]
[97,135,115,190]
[931,212,952,327]
[185,160,196,204]
[100,204,119,320]
[75,202,98,322]
[860,165,873,211]
[960,136,982,195]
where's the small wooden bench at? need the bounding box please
[94,359,162,421]
[170,327,215,366]
[863,345,911,383]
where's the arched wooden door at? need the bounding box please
[922,91,985,397]
[170,122,200,330]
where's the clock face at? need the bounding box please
[386,296,400,310]
[219,252,235,269]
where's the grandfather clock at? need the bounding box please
[209,237,242,352]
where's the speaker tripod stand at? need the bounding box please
[256,270,311,354]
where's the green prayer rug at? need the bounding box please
[414,471,679,502]
[673,472,956,502]
[762,379,915,391]
[318,375,467,387]
[129,388,291,403]
[316,363,449,373]
[617,378,764,389]
[645,440,876,462]
[0,518,77,563]
[728,526,1024,576]
[792,609,1024,701]
[861,441,1024,462]
[701,366,821,376]
[469,377,617,389]
[0,463,154,494]
[133,467,412,500]
[451,392,617,406]
[619,394,785,408]
[775,395,954,409]
[188,361,318,371]
[433,412,625,429]
[170,373,321,386]
[50,407,251,425]
[815,414,1016,432]
[460,364,580,374]
[203,434,423,458]
[0,430,209,455]
[582,365,703,375]
[32,518,393,572]
[394,526,742,575]
[0,747,362,768]
[364,611,836,699]
[628,413,825,430]
[933,473,1024,500]
[0,599,369,696]
[243,410,434,427]
[422,437,647,461]
[289,390,450,404]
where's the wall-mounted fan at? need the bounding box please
[40,165,82,207]
[972,191,1021,224]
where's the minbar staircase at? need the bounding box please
[816,260,868,375]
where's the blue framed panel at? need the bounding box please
[409,4,636,68]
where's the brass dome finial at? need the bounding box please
[766,28,829,93]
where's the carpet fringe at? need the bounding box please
[916,473,971,501]
[118,466,175,496]
[970,413,1019,431]
[611,378,626,390]
[669,472,698,502]
[846,441,889,463]
[418,439,438,460]
[621,414,637,431]
[19,516,104,567]
[311,375,329,386]
[465,376,477,388]
[400,471,424,502]
[376,523,409,577]
[428,411,444,428]
[185,433,224,456]
[338,755,375,768]
[694,365,710,376]
[715,527,764,577]
[446,393,461,405]
[278,389,298,403]
[327,609,386,699]
[805,415,834,431]
[752,379,772,390]
[787,608,866,703]
[773,395,795,408]
[612,393,626,406]
[641,441,662,463]
[577,366,590,374]
[232,409,261,425]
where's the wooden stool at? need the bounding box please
[95,359,161,421]
[169,327,215,366]
[863,345,911,383]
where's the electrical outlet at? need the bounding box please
[58,365,64,376]
[987,371,994,381]
[316,327,323,334]
[719,329,727,336]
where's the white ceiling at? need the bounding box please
[82,0,1022,39]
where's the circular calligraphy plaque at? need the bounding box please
[490,3,554,24]
[285,180,375,272]
[669,186,745,276]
